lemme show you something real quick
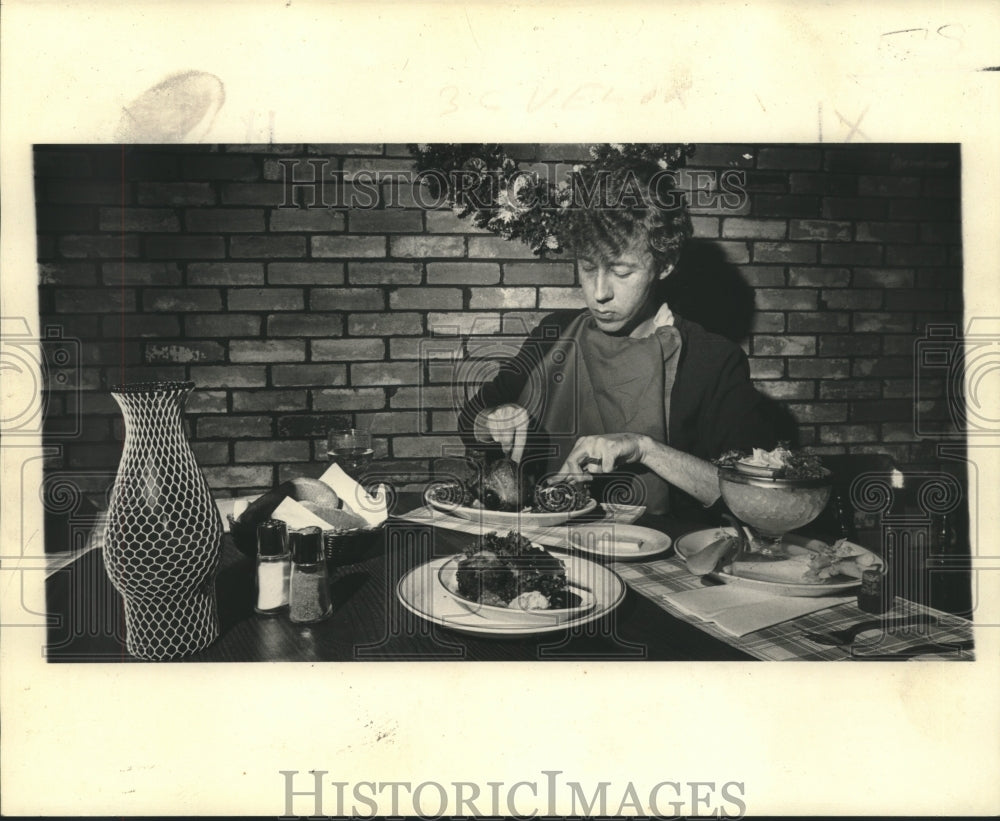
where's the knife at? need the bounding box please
[851,639,974,661]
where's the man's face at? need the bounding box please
[578,240,668,335]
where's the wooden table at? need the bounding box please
[44,503,756,663]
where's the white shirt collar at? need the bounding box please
[628,303,675,338]
[652,303,675,328]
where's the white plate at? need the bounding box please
[396,550,626,636]
[674,528,875,597]
[424,491,598,528]
[564,523,672,561]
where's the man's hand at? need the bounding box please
[474,404,530,463]
[553,433,649,481]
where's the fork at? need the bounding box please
[804,615,940,646]
[851,638,974,661]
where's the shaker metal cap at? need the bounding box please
[290,526,324,564]
[257,518,288,557]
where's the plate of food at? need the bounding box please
[674,527,883,597]
[437,531,598,623]
[424,458,597,528]
[396,531,626,635]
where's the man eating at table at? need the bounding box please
[456,145,777,520]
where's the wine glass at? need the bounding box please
[326,428,373,481]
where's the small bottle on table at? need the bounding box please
[858,526,898,615]
[255,519,290,616]
[857,568,893,614]
[289,526,333,624]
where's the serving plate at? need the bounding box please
[675,527,876,597]
[424,490,598,528]
[564,523,672,561]
[396,550,626,636]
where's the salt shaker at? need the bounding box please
[289,526,333,624]
[255,519,290,615]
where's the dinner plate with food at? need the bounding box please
[396,530,626,635]
[424,458,597,528]
[675,527,883,597]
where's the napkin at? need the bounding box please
[318,463,388,528]
[231,498,250,522]
[661,585,854,637]
[270,496,341,532]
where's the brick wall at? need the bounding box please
[35,143,963,504]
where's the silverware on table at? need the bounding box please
[804,615,940,647]
[721,513,750,557]
[851,638,974,661]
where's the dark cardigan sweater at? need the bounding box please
[457,309,777,521]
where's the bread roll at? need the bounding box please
[236,477,341,531]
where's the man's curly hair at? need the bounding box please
[558,149,694,274]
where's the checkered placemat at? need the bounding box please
[398,506,975,661]
[613,556,973,661]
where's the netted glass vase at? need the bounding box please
[103,381,221,660]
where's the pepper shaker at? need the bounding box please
[255,519,290,615]
[289,526,333,624]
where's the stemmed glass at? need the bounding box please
[718,467,832,560]
[326,428,373,482]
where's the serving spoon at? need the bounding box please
[722,513,752,558]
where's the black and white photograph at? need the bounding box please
[33,140,974,665]
[2,3,998,818]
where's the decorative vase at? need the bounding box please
[103,381,222,660]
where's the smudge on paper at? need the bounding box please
[115,70,225,142]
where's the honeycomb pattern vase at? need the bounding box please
[103,381,222,660]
